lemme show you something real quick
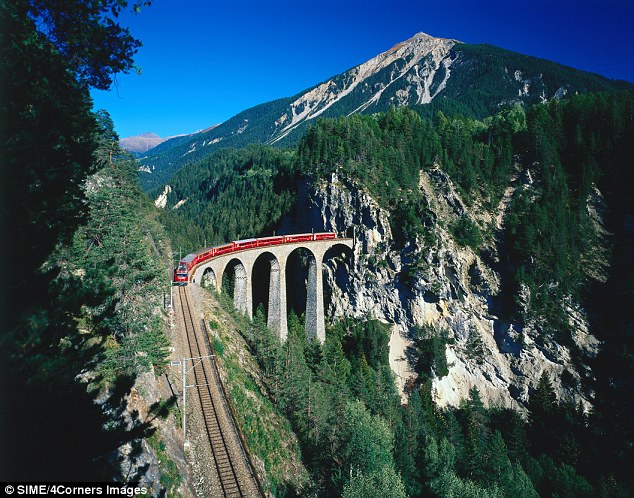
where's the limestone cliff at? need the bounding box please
[299,172,599,410]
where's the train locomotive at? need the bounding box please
[173,232,336,285]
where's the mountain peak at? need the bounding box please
[120,133,169,153]
[388,31,458,51]
[140,34,632,191]
[267,32,457,143]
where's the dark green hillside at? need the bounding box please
[140,96,294,190]
[504,92,634,321]
[156,145,299,256]
[443,43,632,118]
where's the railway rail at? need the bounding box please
[177,286,262,497]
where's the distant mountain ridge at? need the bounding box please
[120,132,170,154]
[122,125,221,156]
[139,32,632,191]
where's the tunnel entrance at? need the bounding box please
[323,243,355,316]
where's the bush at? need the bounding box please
[414,325,451,379]
[451,215,483,249]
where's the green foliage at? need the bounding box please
[341,465,407,498]
[297,108,440,246]
[429,470,503,498]
[451,215,483,249]
[341,400,395,476]
[218,289,634,497]
[464,329,485,363]
[50,150,171,382]
[23,0,149,90]
[536,455,594,498]
[227,308,404,495]
[147,433,183,497]
[505,92,634,325]
[157,145,298,258]
[212,335,225,357]
[445,43,631,118]
[139,96,296,191]
[0,0,169,480]
[413,325,451,379]
[213,303,310,494]
[1,0,169,385]
[1,0,98,345]
[296,105,520,246]
[338,318,390,369]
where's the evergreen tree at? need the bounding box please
[462,386,489,481]
[340,400,395,478]
[341,465,407,498]
[528,371,558,456]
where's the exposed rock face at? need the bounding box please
[301,172,596,410]
[154,184,172,209]
[92,369,193,497]
[270,32,457,143]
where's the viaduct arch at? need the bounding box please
[190,238,354,342]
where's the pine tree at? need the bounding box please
[528,371,558,456]
[340,400,395,477]
[341,465,407,498]
[462,386,489,481]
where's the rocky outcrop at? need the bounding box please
[154,184,171,209]
[302,172,597,410]
[89,369,193,497]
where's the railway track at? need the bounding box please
[177,286,261,497]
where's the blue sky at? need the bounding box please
[91,0,634,139]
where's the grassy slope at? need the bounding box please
[201,290,310,496]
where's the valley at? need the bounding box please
[2,4,633,496]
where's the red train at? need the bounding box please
[173,232,337,285]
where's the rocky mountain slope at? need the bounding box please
[302,172,597,409]
[139,32,631,191]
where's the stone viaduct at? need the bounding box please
[190,238,354,342]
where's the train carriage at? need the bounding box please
[173,232,337,285]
